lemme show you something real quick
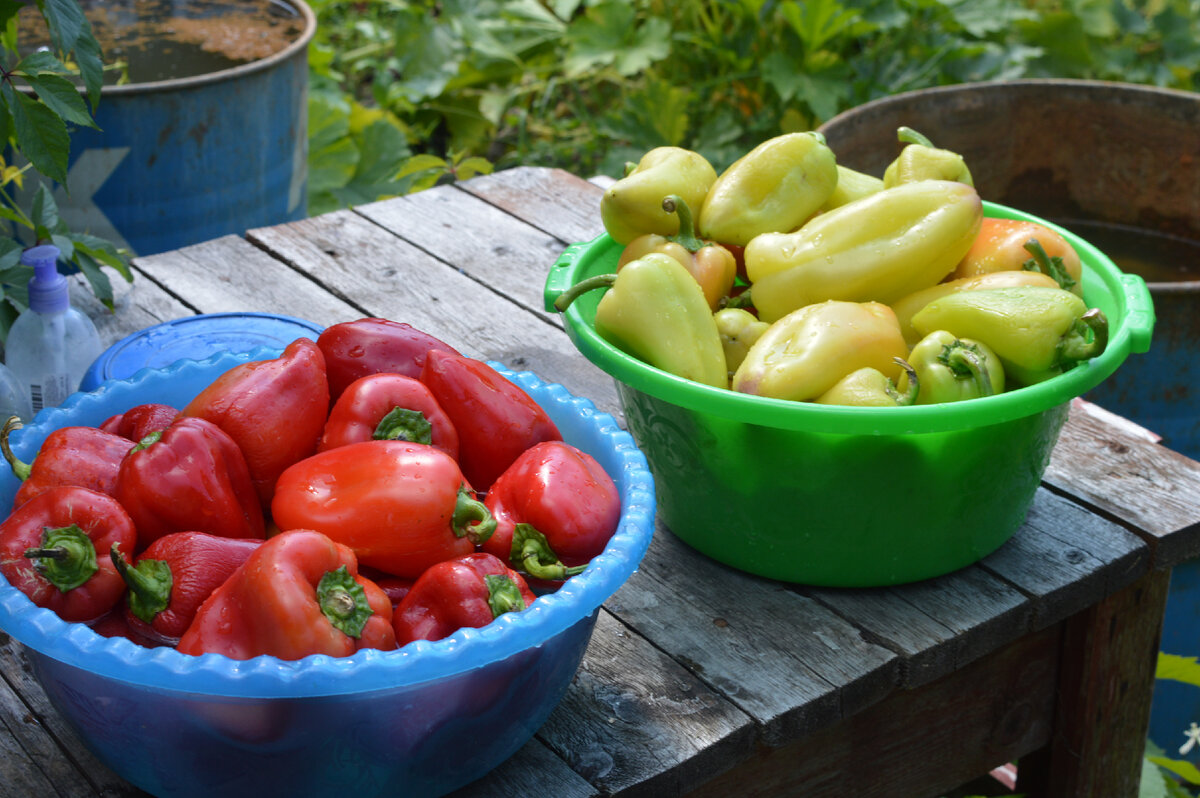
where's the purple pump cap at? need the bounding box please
[20,244,68,314]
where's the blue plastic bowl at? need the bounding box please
[0,349,655,798]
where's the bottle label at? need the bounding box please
[29,374,71,412]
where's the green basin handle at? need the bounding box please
[1121,273,1155,355]
[545,242,591,313]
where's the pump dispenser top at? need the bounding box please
[23,244,70,313]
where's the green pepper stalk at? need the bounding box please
[901,331,1005,404]
[883,126,974,187]
[1022,238,1078,293]
[24,524,99,592]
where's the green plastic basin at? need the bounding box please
[544,202,1154,586]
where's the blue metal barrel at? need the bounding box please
[819,79,1200,760]
[39,0,315,257]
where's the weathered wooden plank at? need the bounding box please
[0,636,148,797]
[682,626,1060,798]
[604,527,898,747]
[457,168,605,246]
[448,739,599,798]
[0,685,63,798]
[130,234,363,329]
[354,185,568,324]
[246,209,621,414]
[805,565,1031,689]
[979,488,1149,631]
[1017,569,1168,798]
[1047,401,1200,569]
[535,610,755,798]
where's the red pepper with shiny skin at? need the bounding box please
[482,441,621,584]
[176,529,397,660]
[110,532,263,645]
[114,417,266,549]
[419,350,562,491]
[2,417,133,510]
[181,338,329,508]
[393,552,536,645]
[99,403,179,442]
[0,486,138,622]
[272,440,496,579]
[318,372,459,460]
[317,318,462,404]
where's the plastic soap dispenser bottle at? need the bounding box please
[5,244,102,414]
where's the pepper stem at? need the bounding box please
[110,543,173,624]
[24,524,98,592]
[373,406,433,445]
[897,126,936,148]
[316,565,372,639]
[1060,308,1110,364]
[484,573,527,618]
[939,342,997,399]
[1022,238,1078,292]
[891,357,920,407]
[510,523,588,582]
[661,194,705,253]
[131,429,163,453]
[451,484,496,544]
[552,273,617,313]
[1,416,33,481]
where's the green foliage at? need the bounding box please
[1159,653,1200,688]
[305,0,1200,210]
[0,0,133,341]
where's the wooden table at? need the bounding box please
[4,166,1200,798]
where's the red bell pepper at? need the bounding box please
[181,338,329,508]
[419,350,562,491]
[114,417,266,548]
[2,417,133,510]
[317,372,459,460]
[482,440,621,584]
[0,486,138,623]
[271,440,496,579]
[392,552,537,645]
[99,403,179,442]
[109,532,263,644]
[317,318,462,404]
[176,529,396,660]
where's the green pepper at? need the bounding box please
[899,330,1005,404]
[910,286,1109,386]
[819,165,885,211]
[697,131,838,248]
[600,147,718,245]
[814,358,919,407]
[883,127,974,187]
[732,300,909,402]
[554,253,728,389]
[714,307,769,379]
[744,180,983,323]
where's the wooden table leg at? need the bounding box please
[1017,567,1170,797]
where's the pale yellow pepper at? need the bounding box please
[744,180,983,323]
[600,147,717,245]
[732,300,908,402]
[697,131,838,248]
